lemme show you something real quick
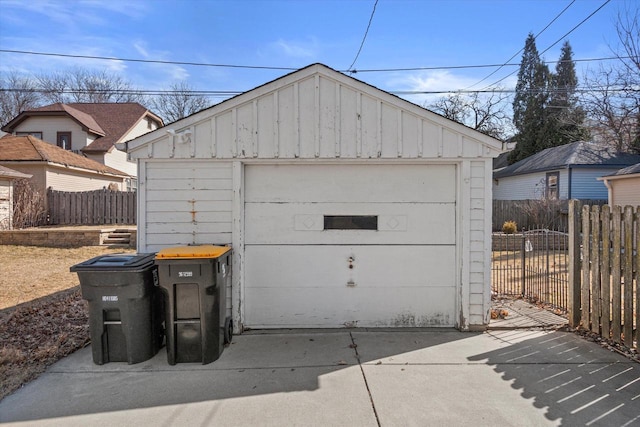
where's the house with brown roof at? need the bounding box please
[1,103,163,188]
[0,135,130,194]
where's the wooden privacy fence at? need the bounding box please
[493,199,606,231]
[47,188,136,225]
[568,201,639,350]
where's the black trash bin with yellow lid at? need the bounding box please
[155,245,232,365]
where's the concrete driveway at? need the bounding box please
[1,325,638,426]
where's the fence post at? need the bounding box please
[568,200,582,328]
[521,228,526,297]
[623,206,634,347]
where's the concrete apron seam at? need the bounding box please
[349,331,381,427]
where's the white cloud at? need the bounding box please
[384,70,477,106]
[129,40,190,84]
[269,38,319,59]
[133,42,151,59]
[384,69,518,107]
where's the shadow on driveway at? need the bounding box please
[469,330,640,426]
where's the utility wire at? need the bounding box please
[0,49,626,74]
[0,49,300,71]
[465,0,575,89]
[347,0,379,74]
[351,56,627,72]
[483,0,612,90]
[0,86,629,97]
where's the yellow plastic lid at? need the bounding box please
[155,245,231,259]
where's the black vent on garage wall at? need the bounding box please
[323,215,378,230]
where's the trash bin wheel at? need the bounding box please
[224,316,233,344]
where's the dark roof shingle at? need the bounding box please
[494,141,640,178]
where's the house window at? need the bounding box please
[324,215,378,230]
[546,172,559,199]
[16,131,42,139]
[126,178,138,192]
[57,132,72,150]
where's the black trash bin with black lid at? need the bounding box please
[155,245,232,365]
[70,253,164,365]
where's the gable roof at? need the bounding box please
[0,135,129,177]
[494,141,640,179]
[2,102,163,153]
[0,165,32,179]
[123,63,503,160]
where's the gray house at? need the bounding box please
[493,141,640,200]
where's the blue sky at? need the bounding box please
[0,0,629,107]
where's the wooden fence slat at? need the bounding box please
[636,207,639,348]
[46,189,136,226]
[601,205,611,339]
[623,206,634,347]
[581,205,591,329]
[568,200,582,327]
[591,205,601,334]
[612,206,622,343]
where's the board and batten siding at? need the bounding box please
[127,72,496,162]
[140,160,233,252]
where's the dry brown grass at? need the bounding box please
[0,245,135,310]
[0,245,136,401]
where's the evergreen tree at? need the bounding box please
[509,34,550,163]
[546,41,588,147]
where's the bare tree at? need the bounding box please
[0,71,41,127]
[11,179,47,229]
[149,81,211,124]
[582,65,637,151]
[36,68,143,104]
[429,91,510,140]
[582,4,639,153]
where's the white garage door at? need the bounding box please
[244,164,457,328]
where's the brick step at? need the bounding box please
[103,237,130,244]
[105,234,130,239]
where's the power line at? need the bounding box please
[483,0,612,89]
[0,86,630,97]
[0,49,300,71]
[465,0,576,89]
[350,56,628,73]
[0,48,627,74]
[347,0,379,73]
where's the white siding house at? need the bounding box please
[122,64,503,332]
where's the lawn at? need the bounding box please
[0,245,135,400]
[0,245,135,310]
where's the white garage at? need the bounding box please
[122,64,502,331]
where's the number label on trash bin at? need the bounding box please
[102,296,118,302]
[178,271,193,278]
